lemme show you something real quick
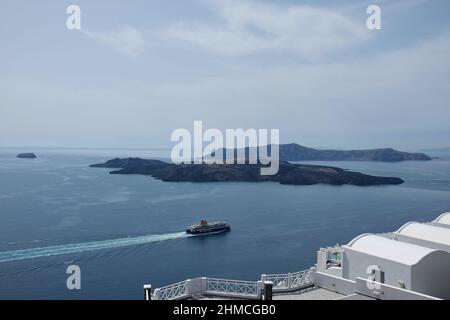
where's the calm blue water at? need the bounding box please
[0,148,449,299]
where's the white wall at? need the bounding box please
[342,249,412,290]
[313,272,356,295]
[411,250,450,299]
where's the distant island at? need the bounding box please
[211,144,431,162]
[16,153,37,159]
[90,158,404,186]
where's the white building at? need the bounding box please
[314,213,450,300]
[341,234,450,299]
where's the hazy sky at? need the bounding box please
[1,0,449,150]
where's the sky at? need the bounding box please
[0,0,449,151]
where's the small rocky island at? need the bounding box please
[17,153,37,159]
[90,158,404,186]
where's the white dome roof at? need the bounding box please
[395,222,450,246]
[434,212,450,225]
[345,234,437,266]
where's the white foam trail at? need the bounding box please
[0,232,189,263]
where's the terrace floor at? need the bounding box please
[273,287,346,300]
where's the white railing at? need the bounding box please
[262,269,313,292]
[152,280,189,300]
[206,278,259,299]
[150,269,314,300]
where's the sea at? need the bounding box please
[0,148,449,299]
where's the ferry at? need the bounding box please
[186,220,231,235]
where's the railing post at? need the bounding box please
[263,281,273,300]
[186,278,204,299]
[153,288,161,300]
[287,272,291,289]
[257,280,264,300]
[261,274,267,282]
[185,279,193,298]
[201,277,208,295]
[144,284,152,300]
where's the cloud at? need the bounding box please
[133,31,450,148]
[4,31,449,146]
[83,26,146,57]
[161,0,368,58]
[1,32,449,149]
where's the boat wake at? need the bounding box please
[0,232,189,263]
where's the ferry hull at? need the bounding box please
[186,225,231,235]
